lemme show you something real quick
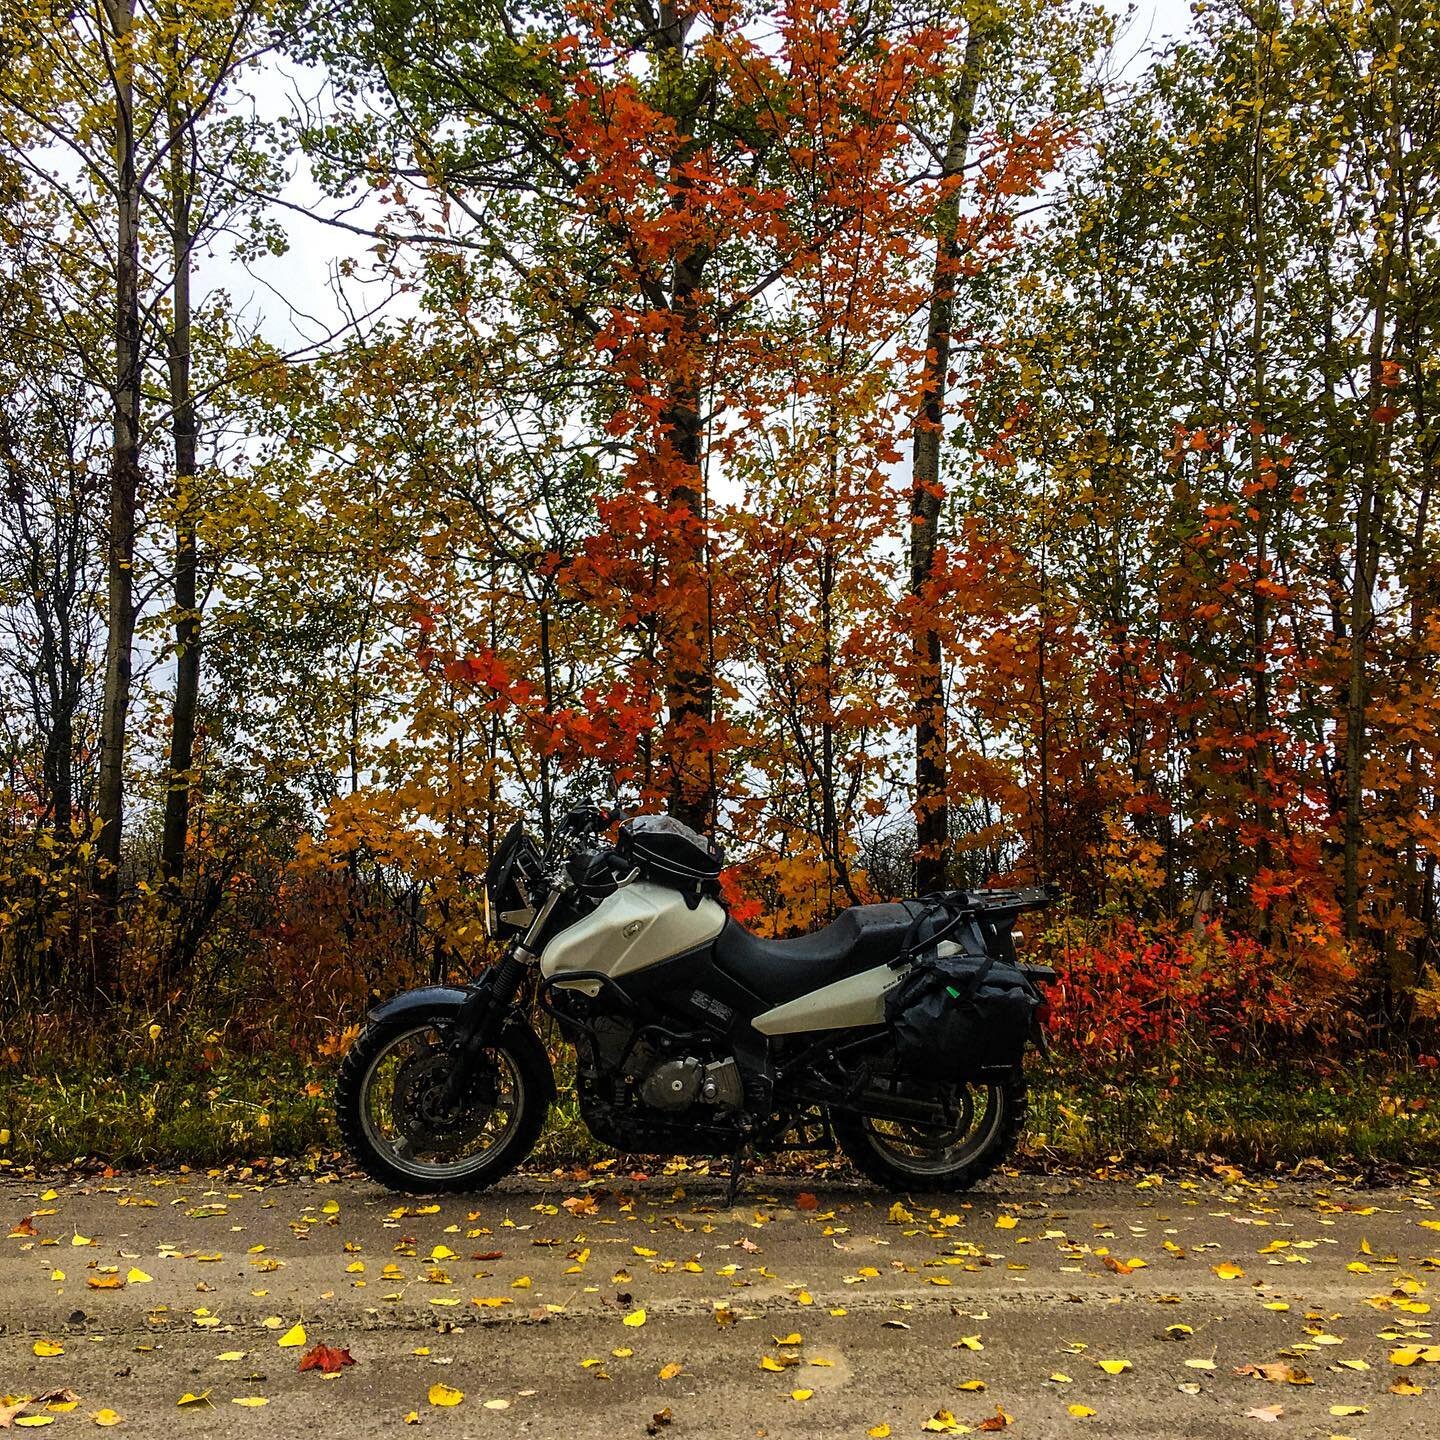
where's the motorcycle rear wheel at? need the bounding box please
[336,1013,552,1193]
[833,1076,1026,1192]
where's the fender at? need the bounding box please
[365,984,472,1025]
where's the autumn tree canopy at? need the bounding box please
[0,0,1436,1057]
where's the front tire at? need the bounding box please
[336,1012,553,1193]
[833,1076,1026,1192]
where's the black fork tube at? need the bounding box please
[441,954,529,1108]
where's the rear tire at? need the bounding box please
[833,1076,1026,1192]
[336,1012,552,1194]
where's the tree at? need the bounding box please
[303,0,957,836]
[0,0,286,991]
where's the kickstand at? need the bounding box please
[724,1146,748,1208]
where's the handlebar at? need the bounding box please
[558,803,626,836]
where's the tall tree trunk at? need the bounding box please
[94,0,142,995]
[160,85,201,919]
[660,373,713,833]
[656,1,714,833]
[1341,117,1398,944]
[910,26,986,893]
[537,592,555,848]
[1245,17,1274,882]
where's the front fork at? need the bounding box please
[439,886,563,1108]
[439,954,529,1109]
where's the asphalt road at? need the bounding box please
[3,1164,1439,1437]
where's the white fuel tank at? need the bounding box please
[540,882,726,984]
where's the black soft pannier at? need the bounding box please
[617,815,724,908]
[885,946,1038,1082]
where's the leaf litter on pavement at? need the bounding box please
[3,1159,1440,1430]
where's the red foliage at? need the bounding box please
[1043,918,1316,1068]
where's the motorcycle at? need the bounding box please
[336,806,1057,1195]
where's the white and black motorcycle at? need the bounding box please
[337,806,1057,1194]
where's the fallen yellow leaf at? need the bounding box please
[1096,1359,1132,1375]
[428,1383,463,1407]
[92,1410,123,1427]
[1067,1404,1097,1418]
[791,1389,813,1402]
[33,1340,64,1358]
[623,1309,646,1327]
[176,1392,212,1408]
[230,1398,268,1408]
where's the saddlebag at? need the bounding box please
[885,945,1038,1082]
[616,815,724,909]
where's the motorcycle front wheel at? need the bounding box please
[832,1076,1026,1192]
[336,1013,552,1193]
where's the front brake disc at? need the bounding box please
[391,1050,493,1150]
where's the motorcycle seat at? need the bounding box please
[712,902,924,1004]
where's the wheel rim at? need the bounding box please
[358,1023,524,1183]
[861,1083,1007,1177]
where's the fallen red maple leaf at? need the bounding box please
[298,1343,356,1375]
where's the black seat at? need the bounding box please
[712,902,923,1005]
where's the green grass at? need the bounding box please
[1028,1060,1440,1170]
[2,1052,1437,1176]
